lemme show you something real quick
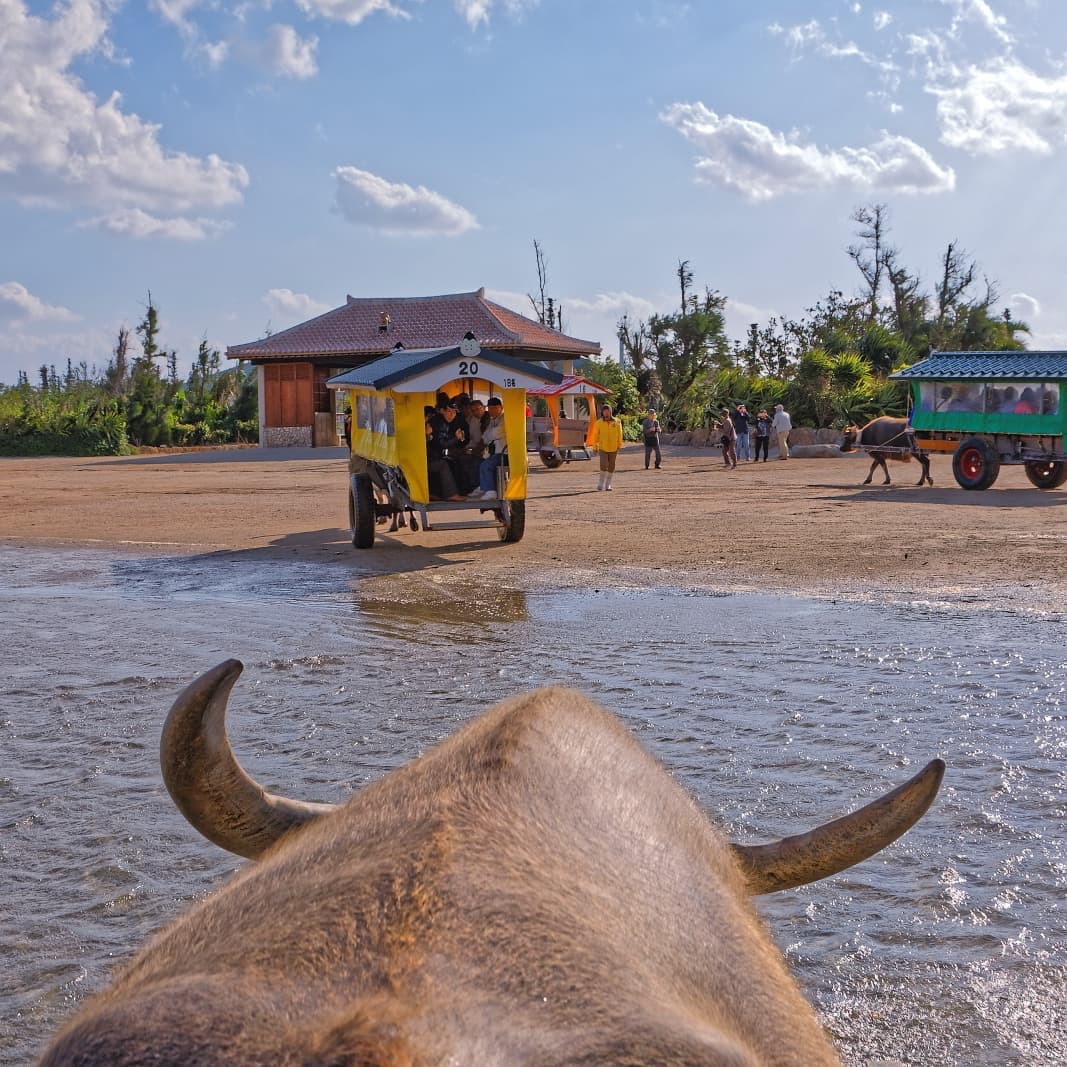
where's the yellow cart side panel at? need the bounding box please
[394,390,434,504]
[502,390,528,500]
[346,388,398,466]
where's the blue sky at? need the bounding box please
[2,0,1066,385]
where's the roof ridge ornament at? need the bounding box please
[460,331,480,357]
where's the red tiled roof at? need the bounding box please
[226,289,601,362]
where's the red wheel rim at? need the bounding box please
[960,447,984,479]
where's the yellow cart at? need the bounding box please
[327,336,564,548]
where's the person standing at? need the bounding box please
[731,404,751,462]
[753,408,773,462]
[716,407,737,469]
[772,403,792,460]
[640,407,662,470]
[591,403,624,491]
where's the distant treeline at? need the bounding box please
[0,296,257,456]
[572,204,1030,436]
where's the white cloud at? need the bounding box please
[332,166,479,236]
[1007,292,1040,322]
[149,0,203,38]
[294,0,410,26]
[0,0,249,223]
[769,18,882,68]
[0,281,78,322]
[264,288,333,320]
[454,1,540,29]
[201,39,230,67]
[873,11,892,31]
[932,59,1067,155]
[486,286,654,322]
[940,0,1013,45]
[78,208,232,240]
[661,102,955,200]
[564,291,658,322]
[262,23,319,78]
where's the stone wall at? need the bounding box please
[661,426,842,447]
[262,426,313,448]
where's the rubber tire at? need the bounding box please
[498,500,526,543]
[952,437,1001,490]
[352,474,375,549]
[540,450,564,469]
[1024,459,1067,490]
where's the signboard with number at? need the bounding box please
[394,360,556,393]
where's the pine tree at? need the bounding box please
[126,294,172,446]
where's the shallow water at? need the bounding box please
[1,546,1064,1065]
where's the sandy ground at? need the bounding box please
[1,443,1065,614]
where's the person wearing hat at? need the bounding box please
[640,407,662,470]
[468,396,506,500]
[591,403,624,491]
[753,407,773,462]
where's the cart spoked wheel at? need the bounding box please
[952,437,1001,490]
[351,474,376,549]
[539,449,564,469]
[1023,459,1067,490]
[497,500,526,543]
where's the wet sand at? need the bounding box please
[1,444,1065,614]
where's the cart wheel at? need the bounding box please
[540,450,564,469]
[497,500,526,543]
[1023,459,1067,489]
[952,437,1001,490]
[351,474,375,549]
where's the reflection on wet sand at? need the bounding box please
[357,584,529,629]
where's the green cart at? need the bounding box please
[891,351,1067,490]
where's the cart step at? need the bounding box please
[423,519,502,531]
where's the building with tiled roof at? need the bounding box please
[227,289,601,447]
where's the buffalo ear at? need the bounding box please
[731,759,945,894]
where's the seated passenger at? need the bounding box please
[468,396,506,501]
[425,417,464,501]
[1013,387,1037,414]
[462,398,487,489]
[429,399,470,494]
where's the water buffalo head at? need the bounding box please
[40,659,945,1066]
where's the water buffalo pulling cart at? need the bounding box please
[327,337,564,547]
[869,351,1067,491]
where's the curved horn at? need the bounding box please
[731,758,945,894]
[160,659,335,860]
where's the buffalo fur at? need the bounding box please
[40,687,839,1066]
[842,416,933,486]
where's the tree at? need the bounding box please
[582,356,640,416]
[617,261,730,426]
[105,327,131,398]
[126,294,172,446]
[526,239,562,329]
[847,203,892,325]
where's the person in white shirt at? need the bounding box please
[772,404,792,460]
[468,397,507,500]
